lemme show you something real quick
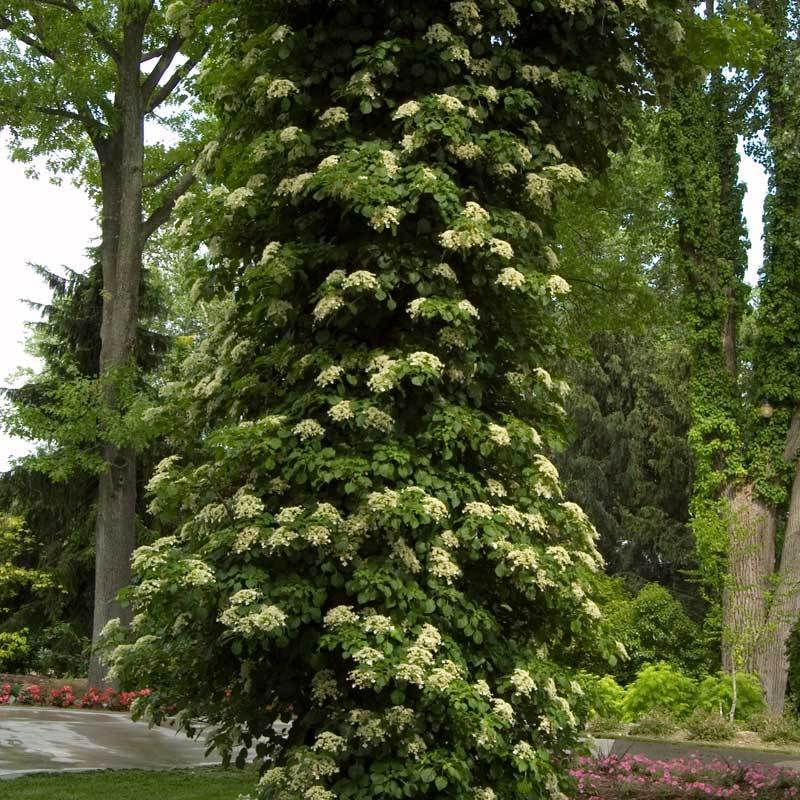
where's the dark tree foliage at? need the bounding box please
[557,332,695,602]
[0,259,170,644]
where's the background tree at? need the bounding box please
[106,0,691,797]
[661,0,800,711]
[0,0,214,684]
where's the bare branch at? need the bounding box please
[141,164,196,242]
[141,45,167,62]
[143,161,182,189]
[0,14,61,62]
[146,52,204,112]
[141,34,184,103]
[30,0,121,63]
[33,104,84,123]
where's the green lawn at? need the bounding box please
[3,767,257,799]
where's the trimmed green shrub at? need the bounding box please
[623,662,698,721]
[629,709,678,737]
[684,709,736,741]
[696,672,765,722]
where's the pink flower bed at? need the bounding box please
[0,681,149,711]
[572,755,800,799]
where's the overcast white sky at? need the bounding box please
[0,142,770,470]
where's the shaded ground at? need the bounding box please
[0,706,216,778]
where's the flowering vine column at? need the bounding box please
[108,0,690,797]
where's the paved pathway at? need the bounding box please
[0,706,217,778]
[591,736,800,770]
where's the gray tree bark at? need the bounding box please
[88,19,146,688]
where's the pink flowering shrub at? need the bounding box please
[572,755,800,799]
[51,685,76,707]
[79,687,150,710]
[0,681,148,711]
[16,684,44,705]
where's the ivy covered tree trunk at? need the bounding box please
[664,0,800,711]
[106,1,689,796]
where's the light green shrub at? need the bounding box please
[696,672,765,722]
[0,629,30,671]
[585,674,626,720]
[623,662,698,721]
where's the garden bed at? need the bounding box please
[573,754,800,798]
[0,674,149,710]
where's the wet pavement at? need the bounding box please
[0,706,216,778]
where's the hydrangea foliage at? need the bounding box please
[109,1,689,797]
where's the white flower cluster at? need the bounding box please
[324,605,359,627]
[319,106,349,126]
[464,201,490,222]
[546,545,572,568]
[451,0,482,34]
[450,142,483,161]
[266,78,297,98]
[427,659,464,691]
[392,537,422,573]
[328,400,354,422]
[407,350,444,374]
[318,154,340,169]
[534,454,560,482]
[546,274,572,295]
[232,489,264,520]
[279,126,300,142]
[313,293,344,322]
[363,613,394,635]
[275,506,303,524]
[407,297,427,320]
[316,365,344,387]
[219,602,287,636]
[424,23,452,44]
[435,93,464,112]
[489,238,514,259]
[276,172,313,195]
[369,206,401,230]
[464,501,495,518]
[380,149,400,176]
[457,299,480,318]
[492,697,515,725]
[433,262,458,281]
[312,670,339,704]
[486,479,506,497]
[488,423,511,446]
[342,270,380,291]
[429,546,460,583]
[394,100,421,119]
[224,186,255,210]
[510,668,536,696]
[499,505,546,533]
[293,418,325,441]
[495,267,525,289]
[363,406,394,432]
[440,227,487,250]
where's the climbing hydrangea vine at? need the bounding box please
[108,1,690,797]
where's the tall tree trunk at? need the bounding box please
[757,461,800,712]
[88,22,146,688]
[722,484,774,672]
